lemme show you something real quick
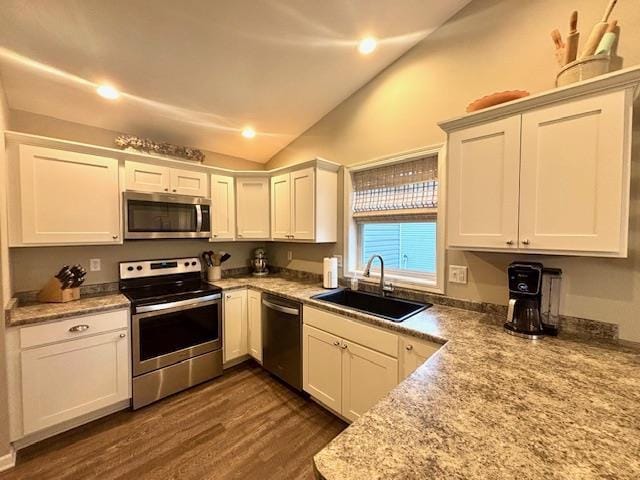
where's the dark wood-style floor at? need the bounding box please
[0,362,346,480]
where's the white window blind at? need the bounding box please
[352,156,438,217]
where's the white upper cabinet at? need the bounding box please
[125,161,207,197]
[236,177,270,239]
[210,174,236,241]
[271,173,291,240]
[269,165,337,242]
[518,91,628,254]
[447,116,521,250]
[10,145,121,246]
[169,168,208,196]
[124,161,170,193]
[440,70,639,257]
[290,167,316,240]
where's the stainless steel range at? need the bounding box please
[119,257,223,409]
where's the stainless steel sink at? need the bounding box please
[311,288,430,322]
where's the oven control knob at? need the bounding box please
[184,262,190,267]
[136,266,143,271]
[127,266,134,272]
[191,261,197,266]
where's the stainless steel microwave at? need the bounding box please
[124,192,211,239]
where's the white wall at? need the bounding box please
[266,0,640,342]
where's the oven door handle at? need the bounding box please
[262,299,299,316]
[135,294,221,315]
[195,204,203,232]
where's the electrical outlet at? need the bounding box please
[89,258,101,272]
[287,250,293,261]
[448,265,468,284]
[333,255,343,267]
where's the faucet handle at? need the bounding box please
[383,281,394,293]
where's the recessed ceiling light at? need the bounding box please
[96,84,119,100]
[241,127,256,139]
[358,37,377,55]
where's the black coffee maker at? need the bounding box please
[504,262,545,339]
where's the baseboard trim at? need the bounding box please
[0,447,16,472]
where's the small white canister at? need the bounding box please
[323,257,338,289]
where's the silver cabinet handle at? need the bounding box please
[405,344,413,351]
[522,239,530,245]
[212,234,218,238]
[69,324,89,332]
[237,233,243,238]
[506,240,513,245]
[164,188,169,192]
[226,295,232,299]
[119,333,126,338]
[333,340,340,346]
[113,234,119,239]
[172,189,177,192]
[341,343,348,350]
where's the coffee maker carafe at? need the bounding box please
[504,262,545,339]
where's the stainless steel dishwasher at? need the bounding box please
[261,294,302,391]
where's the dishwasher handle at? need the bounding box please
[262,299,299,316]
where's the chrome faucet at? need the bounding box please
[363,254,394,296]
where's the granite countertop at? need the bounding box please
[212,276,640,479]
[6,293,130,327]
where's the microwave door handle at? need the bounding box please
[195,204,203,232]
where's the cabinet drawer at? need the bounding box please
[303,306,398,358]
[20,309,129,349]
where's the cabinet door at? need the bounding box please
[223,289,248,362]
[303,325,342,413]
[341,340,398,422]
[290,167,315,240]
[211,174,236,240]
[21,329,130,435]
[125,160,171,193]
[236,177,270,239]
[247,289,262,362]
[270,173,291,240]
[519,91,629,254]
[447,116,521,249]
[170,168,208,197]
[399,336,440,381]
[18,145,121,245]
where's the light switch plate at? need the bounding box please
[89,258,101,272]
[333,255,343,267]
[448,265,468,284]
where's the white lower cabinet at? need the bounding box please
[247,289,262,362]
[302,307,399,422]
[11,309,131,438]
[399,336,441,381]
[223,289,248,363]
[21,329,130,435]
[341,340,398,421]
[303,325,343,413]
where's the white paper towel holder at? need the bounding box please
[323,257,338,289]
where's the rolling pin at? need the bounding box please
[596,20,618,55]
[580,0,618,58]
[563,11,580,65]
[550,29,565,66]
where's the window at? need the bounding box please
[359,221,437,275]
[345,147,443,291]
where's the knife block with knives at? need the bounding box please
[38,265,87,303]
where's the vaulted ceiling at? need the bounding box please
[0,0,469,162]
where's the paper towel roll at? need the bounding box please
[323,257,338,289]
